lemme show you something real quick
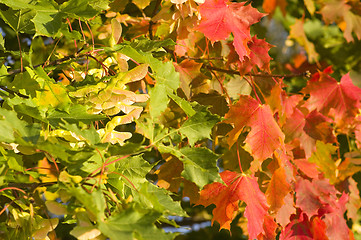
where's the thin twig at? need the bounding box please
[6,53,86,76]
[208,68,232,104]
[79,18,87,43]
[43,37,62,69]
[16,33,23,73]
[244,75,262,103]
[0,86,29,98]
[67,18,78,50]
[87,54,116,76]
[236,143,243,173]
[0,187,26,194]
[0,197,21,216]
[85,21,95,53]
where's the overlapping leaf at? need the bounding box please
[224,95,285,161]
[179,104,220,146]
[197,170,269,238]
[158,146,220,188]
[303,68,361,126]
[198,0,265,60]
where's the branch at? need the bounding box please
[204,64,311,78]
[7,182,56,191]
[7,51,87,76]
[0,86,29,98]
[0,49,92,98]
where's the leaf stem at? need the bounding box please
[109,171,139,192]
[209,68,232,104]
[0,197,20,216]
[236,143,243,173]
[67,18,78,50]
[85,21,95,53]
[244,75,262,103]
[0,187,26,194]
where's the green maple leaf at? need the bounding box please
[159,146,220,188]
[179,104,220,146]
[98,208,176,240]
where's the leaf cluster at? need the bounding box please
[0,0,361,240]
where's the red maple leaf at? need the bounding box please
[198,0,265,61]
[295,177,339,217]
[239,36,273,74]
[280,212,330,240]
[197,170,269,239]
[303,68,361,125]
[303,110,336,143]
[276,193,296,228]
[279,212,314,240]
[295,176,350,239]
[224,95,285,160]
[283,107,336,158]
[323,193,350,240]
[258,215,278,240]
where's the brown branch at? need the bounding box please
[0,50,88,98]
[204,64,311,78]
[8,182,56,191]
[0,86,29,98]
[6,51,87,76]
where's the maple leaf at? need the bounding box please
[239,36,273,75]
[282,107,336,159]
[303,110,336,143]
[282,108,305,142]
[224,95,285,161]
[258,215,278,240]
[38,157,58,183]
[265,166,291,212]
[262,0,287,16]
[346,178,361,222]
[311,217,328,240]
[295,176,350,232]
[173,59,203,98]
[197,170,269,238]
[155,156,183,193]
[323,193,349,240]
[279,212,313,240]
[266,82,303,126]
[293,158,320,179]
[155,155,200,203]
[302,69,361,126]
[197,0,265,61]
[279,213,329,240]
[320,0,361,42]
[308,141,338,184]
[275,193,296,228]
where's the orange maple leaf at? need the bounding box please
[197,170,269,239]
[224,95,285,161]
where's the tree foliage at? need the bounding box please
[0,0,361,239]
